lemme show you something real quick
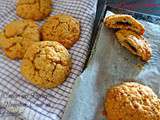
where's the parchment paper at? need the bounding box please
[62,11,160,120]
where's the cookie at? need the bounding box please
[115,30,152,62]
[0,20,40,59]
[105,82,160,120]
[20,41,71,88]
[40,14,80,48]
[104,14,145,35]
[16,0,52,20]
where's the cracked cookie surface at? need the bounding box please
[21,41,71,88]
[40,14,80,48]
[16,0,52,20]
[105,82,160,120]
[0,20,40,59]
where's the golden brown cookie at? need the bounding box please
[105,82,160,120]
[20,41,71,88]
[104,14,145,35]
[16,0,52,20]
[40,14,80,48]
[115,30,152,62]
[0,20,40,59]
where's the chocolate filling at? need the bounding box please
[126,41,137,53]
[116,21,132,26]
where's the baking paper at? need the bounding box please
[62,11,160,120]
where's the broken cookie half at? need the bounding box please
[104,14,145,35]
[115,30,152,62]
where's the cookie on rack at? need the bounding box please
[104,14,145,35]
[40,14,80,48]
[115,29,152,62]
[0,19,40,59]
[105,82,160,120]
[16,0,52,20]
[21,41,71,88]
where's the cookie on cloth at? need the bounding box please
[104,14,145,35]
[40,14,80,48]
[21,41,71,88]
[115,29,152,62]
[105,82,160,120]
[0,20,40,59]
[16,0,52,20]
